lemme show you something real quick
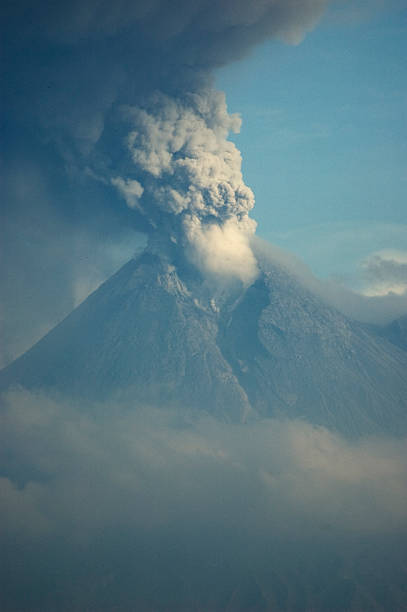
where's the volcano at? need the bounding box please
[1,245,407,437]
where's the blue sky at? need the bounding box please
[216,2,407,284]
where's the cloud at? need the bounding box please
[111,177,144,211]
[5,0,329,52]
[111,91,258,283]
[361,249,407,297]
[1,388,407,609]
[3,388,406,533]
[120,91,254,224]
[3,0,330,155]
[186,217,258,286]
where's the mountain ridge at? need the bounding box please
[1,249,407,437]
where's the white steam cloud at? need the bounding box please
[185,217,258,286]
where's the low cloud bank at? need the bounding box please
[1,389,407,610]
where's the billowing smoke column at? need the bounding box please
[3,0,330,286]
[112,91,258,284]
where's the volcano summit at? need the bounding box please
[2,240,407,438]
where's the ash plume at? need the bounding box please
[1,0,330,361]
[2,0,329,279]
[112,91,258,283]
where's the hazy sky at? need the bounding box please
[217,1,407,284]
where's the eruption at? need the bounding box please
[111,91,258,283]
[1,0,331,364]
[2,0,329,289]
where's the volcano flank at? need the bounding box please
[2,245,407,438]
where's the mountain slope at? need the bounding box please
[220,266,407,435]
[1,250,407,436]
[0,252,250,422]
[379,314,407,353]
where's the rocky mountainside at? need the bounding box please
[378,314,407,353]
[1,249,407,436]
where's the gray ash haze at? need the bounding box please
[2,1,407,611]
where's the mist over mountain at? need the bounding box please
[2,380,407,611]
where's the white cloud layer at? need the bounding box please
[1,389,407,609]
[0,390,407,612]
[1,389,407,537]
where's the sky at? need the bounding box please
[216,1,407,284]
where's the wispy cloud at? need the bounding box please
[360,249,407,297]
